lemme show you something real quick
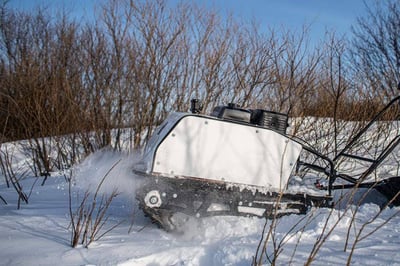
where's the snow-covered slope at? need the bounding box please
[1,150,400,265]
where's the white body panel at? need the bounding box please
[140,113,302,191]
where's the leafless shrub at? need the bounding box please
[350,0,400,100]
[0,145,29,208]
[344,189,400,264]
[68,159,122,248]
[252,201,322,265]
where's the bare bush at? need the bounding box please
[344,190,400,264]
[69,159,121,248]
[0,145,29,208]
[350,0,400,99]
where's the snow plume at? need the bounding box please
[72,149,142,199]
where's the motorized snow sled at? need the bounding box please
[134,97,400,231]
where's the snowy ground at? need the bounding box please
[1,150,400,265]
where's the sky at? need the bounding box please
[185,0,370,42]
[7,0,371,44]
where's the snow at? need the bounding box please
[1,150,400,265]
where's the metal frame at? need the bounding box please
[296,96,400,197]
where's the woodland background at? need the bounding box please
[1,0,400,176]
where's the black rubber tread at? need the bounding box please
[136,175,332,231]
